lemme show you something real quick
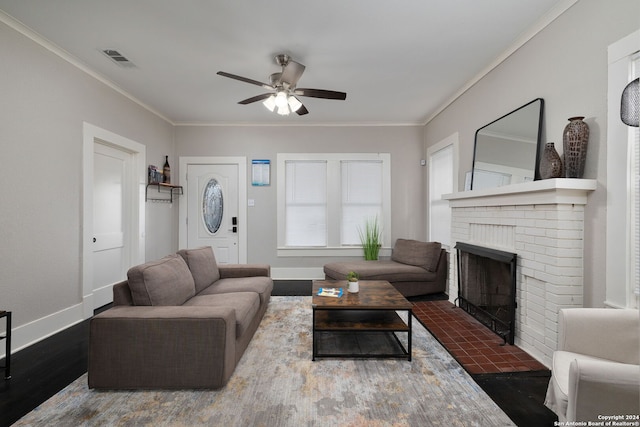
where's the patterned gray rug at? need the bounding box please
[14,297,514,426]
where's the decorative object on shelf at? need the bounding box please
[347,271,359,293]
[163,156,171,184]
[563,117,589,178]
[358,216,382,260]
[620,77,639,127]
[148,165,161,184]
[539,142,563,179]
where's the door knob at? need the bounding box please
[93,237,96,243]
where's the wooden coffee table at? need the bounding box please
[312,280,413,361]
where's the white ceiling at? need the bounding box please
[0,0,573,125]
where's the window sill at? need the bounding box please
[277,247,392,258]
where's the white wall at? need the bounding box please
[174,125,426,273]
[424,0,640,307]
[0,20,175,352]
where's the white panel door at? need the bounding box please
[187,164,239,264]
[93,142,130,307]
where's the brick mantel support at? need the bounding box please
[443,178,597,367]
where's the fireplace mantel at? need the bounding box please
[443,178,597,207]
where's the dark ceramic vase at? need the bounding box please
[539,142,563,179]
[563,117,589,178]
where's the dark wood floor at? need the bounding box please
[0,281,556,427]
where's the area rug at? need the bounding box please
[14,297,514,427]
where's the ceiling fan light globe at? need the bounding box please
[277,104,290,115]
[263,95,276,112]
[275,91,289,109]
[288,96,302,112]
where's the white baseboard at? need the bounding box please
[271,267,324,280]
[1,303,85,359]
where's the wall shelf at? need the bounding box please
[145,183,183,203]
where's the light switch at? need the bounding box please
[248,199,255,207]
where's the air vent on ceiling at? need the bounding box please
[101,49,135,67]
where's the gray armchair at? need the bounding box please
[544,308,640,422]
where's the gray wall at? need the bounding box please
[424,0,640,307]
[0,20,175,344]
[174,125,426,269]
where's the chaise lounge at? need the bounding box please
[88,246,273,389]
[323,239,447,297]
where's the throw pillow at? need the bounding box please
[177,246,220,293]
[391,239,442,272]
[127,254,196,306]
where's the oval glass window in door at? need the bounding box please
[203,178,223,234]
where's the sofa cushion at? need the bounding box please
[184,292,260,338]
[391,239,441,272]
[546,350,614,419]
[196,276,273,305]
[127,255,196,306]
[177,246,220,294]
[324,260,435,283]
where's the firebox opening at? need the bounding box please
[455,242,517,345]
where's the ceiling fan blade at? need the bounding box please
[217,71,273,90]
[238,93,274,105]
[294,88,347,100]
[296,104,309,116]
[280,60,305,87]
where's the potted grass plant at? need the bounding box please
[358,216,382,260]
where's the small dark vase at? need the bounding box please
[539,142,563,179]
[563,117,589,178]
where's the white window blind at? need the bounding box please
[285,160,327,246]
[341,161,383,245]
[428,144,453,246]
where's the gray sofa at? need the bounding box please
[88,246,273,389]
[323,239,447,297]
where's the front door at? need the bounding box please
[187,164,239,264]
[92,142,131,307]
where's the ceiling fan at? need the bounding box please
[217,54,347,116]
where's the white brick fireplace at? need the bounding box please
[443,178,597,367]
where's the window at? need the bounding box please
[277,153,391,256]
[606,30,639,309]
[427,133,458,248]
[630,53,639,303]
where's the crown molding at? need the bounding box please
[172,121,422,127]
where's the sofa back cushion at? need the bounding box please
[127,255,196,306]
[391,239,442,272]
[177,246,220,294]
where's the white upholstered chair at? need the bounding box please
[545,308,640,422]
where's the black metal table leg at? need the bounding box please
[1,311,10,380]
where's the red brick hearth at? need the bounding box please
[412,300,547,374]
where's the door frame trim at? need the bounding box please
[82,122,146,318]
[179,157,247,263]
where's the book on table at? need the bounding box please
[317,287,343,298]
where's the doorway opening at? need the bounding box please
[82,123,145,318]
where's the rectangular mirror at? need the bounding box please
[471,98,544,190]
